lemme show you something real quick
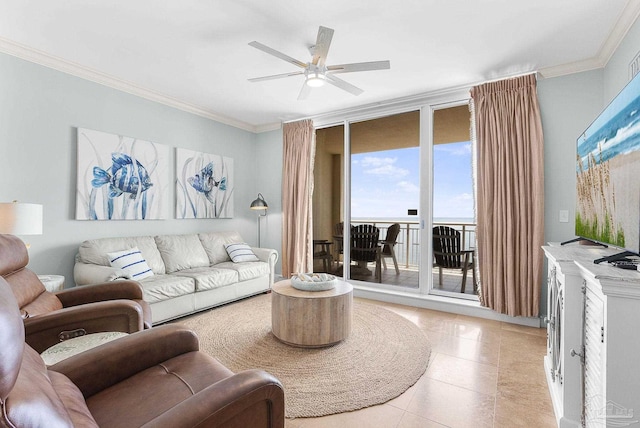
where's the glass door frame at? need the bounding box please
[312,87,472,296]
[420,100,478,300]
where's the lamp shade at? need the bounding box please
[0,202,43,235]
[250,193,268,211]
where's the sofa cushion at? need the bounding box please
[78,236,166,275]
[224,243,259,262]
[138,275,195,303]
[171,267,238,292]
[198,231,244,265]
[155,234,209,273]
[107,247,154,280]
[214,261,270,282]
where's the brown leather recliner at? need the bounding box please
[0,234,152,353]
[0,275,285,428]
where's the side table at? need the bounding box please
[38,275,65,292]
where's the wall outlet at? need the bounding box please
[559,210,569,223]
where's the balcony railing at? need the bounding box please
[349,219,476,268]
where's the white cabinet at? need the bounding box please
[543,247,584,428]
[579,268,640,428]
[543,245,640,428]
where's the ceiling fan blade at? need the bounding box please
[248,41,307,69]
[298,83,312,101]
[248,71,305,82]
[325,74,364,96]
[312,26,334,67]
[327,60,391,74]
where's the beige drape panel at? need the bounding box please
[470,74,544,317]
[282,119,315,277]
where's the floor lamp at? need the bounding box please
[250,193,268,247]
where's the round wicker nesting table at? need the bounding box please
[271,279,353,348]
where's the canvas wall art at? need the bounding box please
[575,72,640,252]
[76,128,168,220]
[176,148,234,219]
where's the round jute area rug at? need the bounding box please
[178,294,431,419]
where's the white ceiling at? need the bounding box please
[0,0,637,132]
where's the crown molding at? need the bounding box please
[0,36,259,133]
[598,0,640,65]
[3,2,639,134]
[254,122,282,133]
[540,1,640,78]
[539,56,605,79]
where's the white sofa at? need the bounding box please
[73,232,278,324]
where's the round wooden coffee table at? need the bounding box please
[271,279,353,348]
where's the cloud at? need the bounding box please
[397,181,420,193]
[452,192,473,202]
[360,156,409,177]
[433,192,475,218]
[434,142,472,156]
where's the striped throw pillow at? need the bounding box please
[107,247,154,280]
[224,242,259,263]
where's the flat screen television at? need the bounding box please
[573,70,640,263]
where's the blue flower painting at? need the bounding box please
[76,128,168,220]
[176,148,234,218]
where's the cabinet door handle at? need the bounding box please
[570,348,585,364]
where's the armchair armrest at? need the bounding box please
[24,300,144,353]
[141,369,285,428]
[51,325,199,398]
[56,280,144,307]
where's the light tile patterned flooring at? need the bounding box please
[284,297,556,428]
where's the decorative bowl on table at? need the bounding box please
[291,273,337,291]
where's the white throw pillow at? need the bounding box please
[107,247,154,280]
[224,243,259,263]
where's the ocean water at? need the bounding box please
[578,94,640,168]
[351,217,475,224]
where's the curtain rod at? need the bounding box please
[282,70,539,125]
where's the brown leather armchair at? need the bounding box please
[0,234,152,353]
[0,275,285,428]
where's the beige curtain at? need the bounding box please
[470,74,544,317]
[282,119,315,277]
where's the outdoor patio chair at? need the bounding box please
[381,223,401,274]
[332,222,344,268]
[350,224,382,283]
[432,225,475,293]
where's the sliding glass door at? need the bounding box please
[312,91,475,299]
[313,111,420,290]
[428,103,478,299]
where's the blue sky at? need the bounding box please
[351,142,474,220]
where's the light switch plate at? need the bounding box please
[559,210,569,223]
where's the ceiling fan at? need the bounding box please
[248,26,390,100]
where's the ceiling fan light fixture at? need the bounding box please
[305,72,326,87]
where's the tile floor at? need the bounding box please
[285,297,556,428]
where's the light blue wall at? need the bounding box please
[0,52,274,284]
[538,69,604,245]
[254,128,283,274]
[604,17,640,103]
[539,17,640,245]
[2,14,639,304]
[535,15,640,315]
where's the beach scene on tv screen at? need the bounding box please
[576,74,640,252]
